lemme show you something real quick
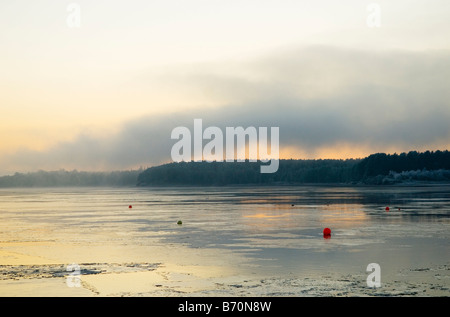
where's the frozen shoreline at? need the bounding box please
[0,260,448,297]
[0,242,448,297]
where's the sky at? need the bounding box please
[1,0,450,175]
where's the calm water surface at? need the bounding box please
[0,185,449,284]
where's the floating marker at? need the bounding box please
[177,220,182,225]
[129,205,132,209]
[385,206,390,211]
[323,227,331,238]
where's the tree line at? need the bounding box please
[137,150,450,186]
[353,150,450,184]
[0,150,449,187]
[136,159,359,186]
[0,169,141,187]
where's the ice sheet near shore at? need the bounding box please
[0,262,448,297]
[0,247,448,297]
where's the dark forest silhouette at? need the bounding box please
[1,150,449,187]
[137,150,450,186]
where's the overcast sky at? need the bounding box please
[1,1,449,174]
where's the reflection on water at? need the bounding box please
[0,185,449,286]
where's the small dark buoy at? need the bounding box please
[177,220,182,225]
[129,205,132,209]
[291,204,294,207]
[323,227,331,238]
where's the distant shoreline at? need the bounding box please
[1,181,450,189]
[1,150,449,188]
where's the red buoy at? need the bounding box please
[323,228,331,238]
[385,206,390,211]
[129,205,132,209]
